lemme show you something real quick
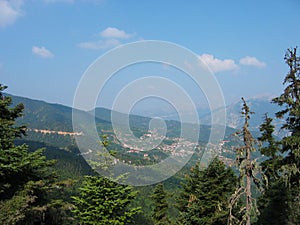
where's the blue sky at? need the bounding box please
[0,0,299,112]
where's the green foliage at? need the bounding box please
[15,140,94,179]
[176,162,202,214]
[9,93,74,132]
[0,179,77,225]
[0,181,36,224]
[0,84,73,225]
[258,115,280,159]
[273,47,300,132]
[177,158,236,225]
[72,135,141,224]
[257,114,282,183]
[151,183,171,225]
[256,47,300,224]
[72,175,141,225]
[256,179,291,225]
[256,115,290,224]
[272,47,300,186]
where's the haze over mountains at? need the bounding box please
[8,93,283,134]
[126,96,283,134]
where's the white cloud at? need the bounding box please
[199,54,239,73]
[100,27,133,39]
[239,56,266,67]
[78,39,120,50]
[0,0,23,28]
[32,46,54,58]
[79,27,134,50]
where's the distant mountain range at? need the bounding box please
[8,93,286,143]
[130,97,285,135]
[7,93,276,182]
[8,92,287,138]
[201,98,284,134]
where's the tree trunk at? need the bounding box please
[246,145,251,225]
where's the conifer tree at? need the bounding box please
[177,158,236,225]
[72,136,141,225]
[72,175,140,225]
[255,115,289,225]
[258,114,281,180]
[269,47,300,223]
[0,84,66,225]
[176,162,202,214]
[151,183,171,225]
[272,48,300,182]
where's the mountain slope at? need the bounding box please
[200,98,284,134]
[7,94,110,131]
[6,93,243,169]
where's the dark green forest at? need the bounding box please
[0,47,299,224]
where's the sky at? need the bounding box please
[0,0,300,113]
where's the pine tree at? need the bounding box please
[255,179,290,225]
[270,47,300,223]
[255,115,289,225]
[272,48,300,181]
[72,136,141,225]
[0,84,68,224]
[258,114,281,180]
[151,183,171,225]
[72,175,141,225]
[177,158,236,225]
[176,162,202,215]
[228,98,261,225]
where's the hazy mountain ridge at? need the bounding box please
[7,93,284,140]
[200,98,285,137]
[131,97,284,136]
